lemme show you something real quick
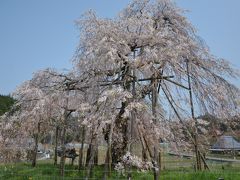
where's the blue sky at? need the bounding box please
[0,0,240,95]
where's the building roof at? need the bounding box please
[211,136,240,150]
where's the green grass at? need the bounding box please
[0,163,126,180]
[161,170,240,180]
[0,162,240,180]
[0,152,240,180]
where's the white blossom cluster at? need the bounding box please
[114,152,154,175]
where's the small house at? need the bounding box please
[210,135,240,153]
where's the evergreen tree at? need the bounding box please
[0,95,15,116]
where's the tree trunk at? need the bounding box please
[86,142,92,167]
[86,134,97,180]
[111,105,128,164]
[103,148,110,180]
[111,59,131,164]
[60,126,66,176]
[159,151,162,171]
[103,122,114,179]
[54,125,59,166]
[71,157,75,166]
[32,122,40,167]
[78,126,85,170]
[142,148,148,162]
[94,144,98,165]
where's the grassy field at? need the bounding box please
[0,155,240,180]
[0,162,240,180]
[1,146,240,180]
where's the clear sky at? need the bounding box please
[0,0,240,95]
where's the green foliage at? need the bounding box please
[0,95,15,116]
[0,162,240,180]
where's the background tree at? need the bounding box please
[0,95,15,116]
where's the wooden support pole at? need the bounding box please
[162,84,209,170]
[54,125,59,166]
[136,124,148,161]
[127,50,137,180]
[142,134,157,172]
[32,121,41,167]
[78,125,85,170]
[68,76,174,91]
[86,134,97,180]
[60,124,66,176]
[60,90,70,177]
[108,122,113,176]
[103,122,114,179]
[152,73,160,180]
[186,60,202,171]
[164,78,190,90]
[94,143,98,166]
